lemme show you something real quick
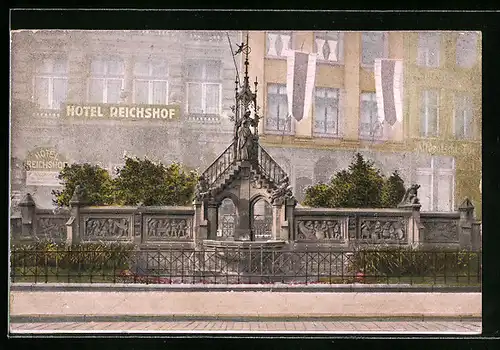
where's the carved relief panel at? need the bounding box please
[144,215,193,241]
[36,217,68,240]
[422,220,459,242]
[295,217,348,241]
[357,217,407,243]
[82,215,132,241]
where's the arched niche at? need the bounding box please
[217,197,238,240]
[250,196,273,241]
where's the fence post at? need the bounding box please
[458,198,474,250]
[69,187,85,244]
[18,193,36,239]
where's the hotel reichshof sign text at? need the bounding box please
[63,103,180,120]
[24,147,68,187]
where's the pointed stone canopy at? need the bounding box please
[459,197,475,210]
[18,193,35,207]
[195,33,295,241]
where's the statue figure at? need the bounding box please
[270,176,293,204]
[194,174,210,200]
[236,111,257,161]
[399,184,421,206]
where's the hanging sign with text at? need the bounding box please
[24,147,68,187]
[62,103,181,121]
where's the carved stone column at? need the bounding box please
[206,198,218,240]
[399,203,422,247]
[18,193,36,239]
[193,199,208,245]
[234,163,252,241]
[458,198,475,249]
[282,197,297,241]
[271,200,282,240]
[133,206,143,245]
[69,187,85,244]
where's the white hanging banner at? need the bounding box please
[287,51,317,122]
[374,58,404,126]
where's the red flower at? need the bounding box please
[355,272,365,283]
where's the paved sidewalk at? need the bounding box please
[10,320,482,334]
[10,291,482,319]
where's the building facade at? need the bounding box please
[10,30,240,209]
[10,30,482,217]
[247,31,482,217]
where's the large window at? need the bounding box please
[361,32,386,66]
[417,32,441,68]
[186,60,221,115]
[33,56,68,110]
[314,32,343,63]
[88,57,125,103]
[456,32,478,68]
[314,87,340,136]
[359,92,382,139]
[266,31,293,58]
[415,156,455,212]
[266,84,291,133]
[133,58,169,105]
[420,89,439,137]
[454,92,474,139]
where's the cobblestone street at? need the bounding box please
[10,320,482,334]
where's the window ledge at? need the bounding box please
[264,129,295,136]
[316,60,345,66]
[313,132,342,139]
[185,114,221,123]
[265,55,288,60]
[32,110,61,118]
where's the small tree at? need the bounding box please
[303,153,405,209]
[113,157,198,206]
[331,153,385,208]
[381,170,406,208]
[303,183,335,208]
[52,163,115,207]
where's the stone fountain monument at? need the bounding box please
[192,34,297,248]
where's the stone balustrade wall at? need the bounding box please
[10,195,480,251]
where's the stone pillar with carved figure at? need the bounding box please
[458,198,475,250]
[398,184,423,247]
[18,193,36,239]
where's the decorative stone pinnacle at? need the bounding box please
[459,197,474,210]
[18,193,35,207]
[69,184,85,205]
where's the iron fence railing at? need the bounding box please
[9,247,481,286]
